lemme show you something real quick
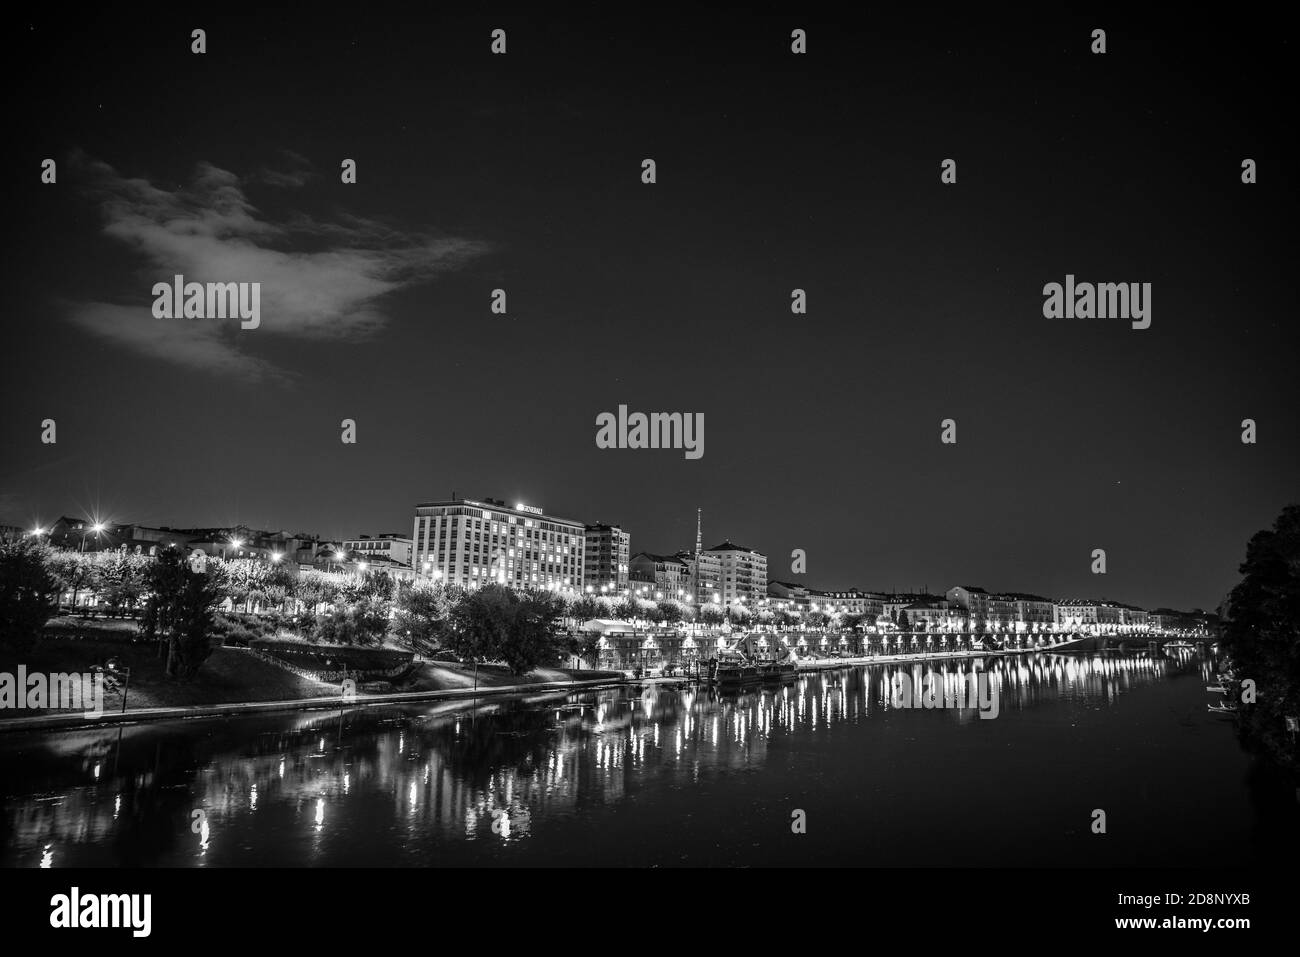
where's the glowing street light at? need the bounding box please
[80,521,106,552]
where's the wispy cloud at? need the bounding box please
[63,154,490,379]
[251,150,314,188]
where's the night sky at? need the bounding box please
[2,11,1295,611]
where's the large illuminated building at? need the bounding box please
[584,523,630,594]
[412,496,585,592]
[703,541,767,609]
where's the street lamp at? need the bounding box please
[81,522,106,553]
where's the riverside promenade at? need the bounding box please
[0,672,627,735]
[628,640,1081,687]
[0,641,1088,733]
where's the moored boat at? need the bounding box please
[717,660,798,688]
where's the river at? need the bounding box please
[2,651,1296,867]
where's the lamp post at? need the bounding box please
[80,522,106,553]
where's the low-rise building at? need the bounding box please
[628,552,692,602]
[343,533,412,569]
[1055,599,1126,633]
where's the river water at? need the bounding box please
[2,651,1296,867]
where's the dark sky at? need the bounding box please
[2,11,1296,611]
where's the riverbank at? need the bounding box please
[0,636,1073,732]
[0,633,625,733]
[0,670,626,734]
[627,647,1026,686]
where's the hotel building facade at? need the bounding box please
[412,497,585,592]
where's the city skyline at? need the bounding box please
[4,13,1296,618]
[12,496,1232,616]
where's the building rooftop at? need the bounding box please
[706,540,762,554]
[414,498,584,526]
[631,551,688,566]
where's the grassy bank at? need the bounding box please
[2,622,620,717]
[0,640,335,714]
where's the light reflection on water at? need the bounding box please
[2,651,1295,867]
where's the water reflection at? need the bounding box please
[1,651,1290,867]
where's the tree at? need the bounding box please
[220,558,269,613]
[392,580,456,655]
[1219,504,1300,769]
[296,569,343,616]
[566,628,601,670]
[616,596,647,623]
[358,570,396,603]
[47,551,93,612]
[0,537,60,652]
[897,610,911,634]
[571,594,601,621]
[312,597,390,646]
[263,584,288,616]
[502,588,568,675]
[142,546,224,680]
[93,550,149,617]
[658,599,685,625]
[700,603,724,626]
[445,584,567,679]
[445,584,511,687]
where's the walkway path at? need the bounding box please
[0,674,625,735]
